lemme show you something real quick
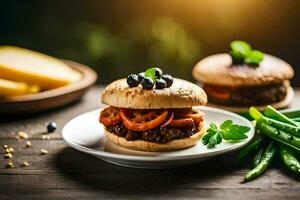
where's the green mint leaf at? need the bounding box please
[230,41,252,57]
[144,67,160,81]
[220,124,250,141]
[144,68,156,80]
[244,50,264,65]
[202,123,222,148]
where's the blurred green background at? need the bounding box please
[1,0,299,85]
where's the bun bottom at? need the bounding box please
[207,87,294,113]
[104,122,205,152]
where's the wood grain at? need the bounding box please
[0,86,299,200]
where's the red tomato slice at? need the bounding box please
[204,85,232,100]
[177,112,203,126]
[99,107,122,126]
[132,111,156,122]
[120,109,168,131]
[169,118,195,127]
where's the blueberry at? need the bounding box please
[155,79,167,89]
[154,68,163,78]
[47,122,57,133]
[127,74,140,87]
[162,74,173,87]
[138,72,146,82]
[141,77,154,90]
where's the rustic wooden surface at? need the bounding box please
[1,86,299,200]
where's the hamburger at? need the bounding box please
[99,68,207,152]
[192,41,294,112]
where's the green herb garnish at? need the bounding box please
[244,50,264,65]
[145,67,159,81]
[230,41,251,57]
[202,120,250,148]
[230,40,264,65]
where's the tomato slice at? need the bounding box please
[120,109,168,131]
[99,107,122,126]
[204,85,232,100]
[132,110,156,122]
[169,118,194,127]
[177,112,203,126]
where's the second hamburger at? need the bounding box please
[193,41,294,112]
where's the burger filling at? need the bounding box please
[203,82,287,106]
[99,107,203,144]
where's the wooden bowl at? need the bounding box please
[0,60,97,114]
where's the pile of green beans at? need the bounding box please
[237,105,300,182]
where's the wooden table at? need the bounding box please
[1,86,299,200]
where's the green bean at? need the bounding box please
[250,107,300,137]
[256,121,300,152]
[252,146,265,168]
[244,141,276,182]
[279,145,300,175]
[264,105,298,127]
[260,117,300,137]
[236,133,264,162]
[249,107,264,121]
[290,117,300,122]
[281,108,300,118]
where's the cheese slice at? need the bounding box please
[0,46,82,89]
[0,78,40,97]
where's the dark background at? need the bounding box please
[1,0,299,85]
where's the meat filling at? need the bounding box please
[106,122,197,144]
[204,83,287,106]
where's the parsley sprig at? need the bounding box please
[230,40,264,65]
[202,120,250,148]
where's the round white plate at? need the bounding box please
[62,106,255,169]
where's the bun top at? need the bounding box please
[102,78,207,109]
[193,53,294,87]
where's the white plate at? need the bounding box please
[62,106,255,169]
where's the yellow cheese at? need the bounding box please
[0,78,40,97]
[0,46,82,89]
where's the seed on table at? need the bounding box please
[5,148,10,153]
[6,160,14,168]
[18,131,28,139]
[42,135,51,140]
[8,147,15,153]
[21,161,29,167]
[3,145,8,149]
[4,153,12,159]
[26,141,32,147]
[40,149,48,155]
